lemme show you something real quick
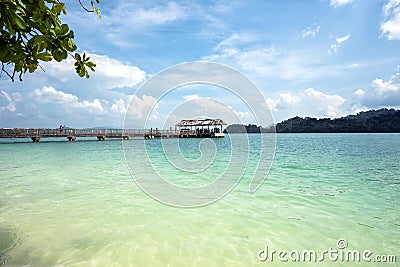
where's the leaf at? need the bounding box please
[0,48,10,62]
[32,12,43,22]
[68,39,77,51]
[78,66,86,77]
[67,30,74,38]
[15,5,26,16]
[36,52,52,61]
[28,63,38,73]
[85,61,96,72]
[52,48,67,62]
[63,39,76,52]
[74,53,81,61]
[74,61,85,77]
[52,3,64,14]
[4,17,15,35]
[60,24,69,35]
[13,13,26,30]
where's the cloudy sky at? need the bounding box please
[1,0,400,128]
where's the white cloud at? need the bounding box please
[182,94,202,101]
[269,88,347,120]
[236,111,250,119]
[111,98,127,115]
[380,0,400,40]
[124,95,159,127]
[204,46,279,75]
[279,92,301,106]
[43,53,146,89]
[106,2,186,28]
[371,76,399,95]
[0,91,21,112]
[302,25,321,38]
[215,33,256,50]
[68,1,187,48]
[68,1,187,31]
[203,36,356,83]
[31,86,104,113]
[268,92,301,111]
[303,88,346,116]
[329,34,351,54]
[337,34,351,44]
[265,97,279,111]
[353,89,365,97]
[32,86,76,103]
[91,54,146,88]
[330,0,353,8]
[383,0,400,16]
[348,72,400,110]
[131,2,186,26]
[367,73,400,105]
[77,99,103,112]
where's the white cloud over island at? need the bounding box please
[356,72,400,108]
[264,70,400,122]
[266,88,346,120]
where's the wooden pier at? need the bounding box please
[0,128,185,142]
[0,119,227,142]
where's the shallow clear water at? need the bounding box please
[0,134,399,266]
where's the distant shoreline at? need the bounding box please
[224,108,400,134]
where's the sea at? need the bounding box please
[0,133,399,266]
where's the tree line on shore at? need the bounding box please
[224,108,400,133]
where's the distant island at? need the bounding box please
[224,108,400,133]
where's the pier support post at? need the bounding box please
[97,135,106,141]
[67,136,76,141]
[31,136,40,142]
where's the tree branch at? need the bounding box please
[38,63,45,73]
[78,0,94,12]
[1,63,15,82]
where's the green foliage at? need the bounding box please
[275,108,400,133]
[224,124,275,133]
[74,52,95,78]
[0,0,100,81]
[224,109,400,134]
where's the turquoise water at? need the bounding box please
[0,134,399,266]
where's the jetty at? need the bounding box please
[0,119,226,142]
[0,128,179,142]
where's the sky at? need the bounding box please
[1,0,400,128]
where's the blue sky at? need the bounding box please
[1,0,400,128]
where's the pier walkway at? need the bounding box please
[0,128,184,142]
